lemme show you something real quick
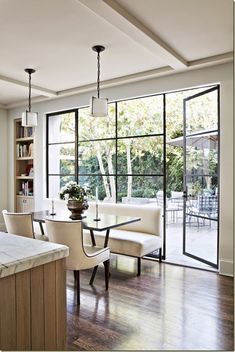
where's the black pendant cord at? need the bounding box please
[92,45,105,99]
[97,51,100,98]
[24,68,35,112]
[28,72,31,112]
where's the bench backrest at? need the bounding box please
[87,202,161,236]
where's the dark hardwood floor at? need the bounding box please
[66,255,234,351]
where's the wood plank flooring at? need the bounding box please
[66,255,234,351]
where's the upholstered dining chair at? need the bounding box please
[2,210,48,240]
[45,219,110,305]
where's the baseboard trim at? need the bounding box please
[219,260,234,277]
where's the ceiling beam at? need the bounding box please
[57,66,174,97]
[188,52,233,68]
[6,52,232,109]
[0,74,57,98]
[77,0,187,69]
[6,66,174,109]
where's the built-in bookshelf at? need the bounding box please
[14,119,35,212]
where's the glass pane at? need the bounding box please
[79,104,115,140]
[79,175,115,202]
[117,175,163,203]
[117,96,163,137]
[166,86,208,140]
[166,144,183,197]
[186,132,218,176]
[165,89,207,200]
[117,136,163,175]
[186,90,218,134]
[48,175,75,198]
[186,175,218,220]
[185,220,218,265]
[186,174,218,197]
[48,112,75,143]
[48,143,75,174]
[78,140,116,174]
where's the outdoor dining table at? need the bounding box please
[33,210,141,248]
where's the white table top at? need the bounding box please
[0,232,69,278]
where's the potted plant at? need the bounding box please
[60,181,90,219]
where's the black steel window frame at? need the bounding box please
[182,85,220,268]
[46,108,78,197]
[78,98,165,205]
[47,96,165,199]
[46,83,219,262]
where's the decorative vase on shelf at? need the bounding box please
[67,199,89,220]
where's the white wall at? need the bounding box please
[7,62,233,276]
[0,109,8,230]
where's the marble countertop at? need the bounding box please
[0,232,69,278]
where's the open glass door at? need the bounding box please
[183,86,219,268]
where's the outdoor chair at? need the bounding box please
[169,191,184,208]
[45,219,110,305]
[156,191,183,224]
[2,209,48,240]
[186,195,218,229]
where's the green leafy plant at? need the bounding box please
[60,181,90,202]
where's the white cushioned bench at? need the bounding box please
[84,202,162,275]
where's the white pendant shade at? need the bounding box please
[22,111,38,127]
[90,96,108,117]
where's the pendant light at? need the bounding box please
[90,45,108,117]
[22,68,38,127]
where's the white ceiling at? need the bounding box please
[0,0,233,108]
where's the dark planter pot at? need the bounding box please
[67,199,89,220]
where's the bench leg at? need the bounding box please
[104,260,110,290]
[74,270,80,305]
[137,257,141,276]
[159,248,162,263]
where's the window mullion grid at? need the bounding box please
[75,109,79,184]
[115,102,118,203]
[163,93,166,260]
[78,132,164,144]
[47,141,76,146]
[46,114,49,198]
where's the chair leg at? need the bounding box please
[75,270,80,305]
[103,260,110,290]
[159,247,162,263]
[89,265,98,286]
[137,257,141,276]
[73,270,77,284]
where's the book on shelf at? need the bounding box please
[19,126,33,138]
[28,143,34,157]
[16,144,29,157]
[16,144,20,158]
[22,181,28,196]
[20,181,33,196]
[16,143,34,158]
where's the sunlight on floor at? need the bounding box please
[165,219,218,271]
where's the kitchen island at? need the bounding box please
[0,232,69,351]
